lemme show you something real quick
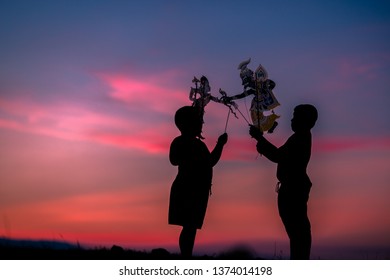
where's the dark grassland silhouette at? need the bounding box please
[0,237,263,260]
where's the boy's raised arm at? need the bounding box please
[249,125,280,163]
[210,133,228,167]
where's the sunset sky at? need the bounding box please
[1,0,389,259]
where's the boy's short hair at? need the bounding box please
[294,104,318,129]
[174,106,198,132]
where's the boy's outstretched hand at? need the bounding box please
[217,133,228,146]
[249,125,263,140]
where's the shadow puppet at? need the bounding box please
[249,104,318,260]
[168,106,228,258]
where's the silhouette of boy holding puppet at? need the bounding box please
[169,106,228,258]
[249,104,318,260]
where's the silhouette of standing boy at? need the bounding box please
[249,104,318,260]
[169,106,228,258]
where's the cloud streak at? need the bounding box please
[1,93,389,157]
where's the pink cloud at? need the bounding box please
[97,71,189,113]
[0,70,196,154]
[2,93,389,159]
[87,129,173,154]
[314,136,390,153]
[0,96,177,154]
[0,97,127,131]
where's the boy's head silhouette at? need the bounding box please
[175,106,203,137]
[291,104,318,132]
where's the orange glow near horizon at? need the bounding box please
[1,133,389,255]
